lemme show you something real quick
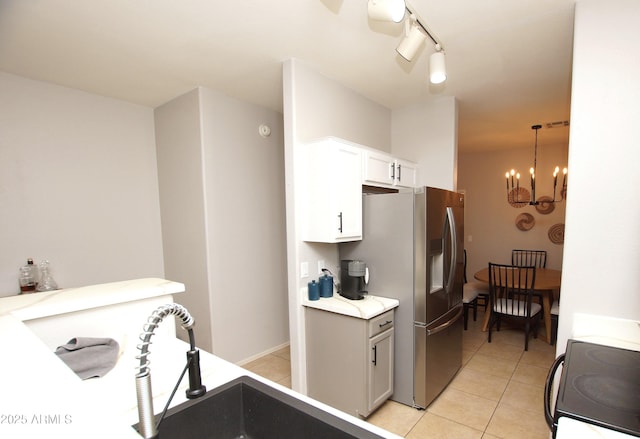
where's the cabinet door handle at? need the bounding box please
[338,212,343,233]
[390,163,395,180]
[397,164,402,182]
[372,345,377,366]
[379,320,392,328]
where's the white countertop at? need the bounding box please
[0,277,185,320]
[0,279,401,439]
[302,292,399,319]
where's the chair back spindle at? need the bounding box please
[512,249,547,268]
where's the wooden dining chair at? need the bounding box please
[512,249,548,308]
[511,249,547,268]
[487,263,541,351]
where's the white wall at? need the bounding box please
[392,97,458,190]
[283,59,392,392]
[557,0,640,350]
[0,72,164,296]
[287,61,392,151]
[154,89,213,351]
[155,87,288,364]
[200,87,288,364]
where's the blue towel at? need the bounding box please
[54,337,119,380]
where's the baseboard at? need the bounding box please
[236,341,290,366]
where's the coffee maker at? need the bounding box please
[339,260,368,300]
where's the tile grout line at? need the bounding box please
[480,348,525,437]
[401,409,425,438]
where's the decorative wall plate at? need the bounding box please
[548,223,565,244]
[508,187,531,207]
[535,196,555,214]
[515,213,535,231]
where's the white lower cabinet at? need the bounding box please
[306,308,395,418]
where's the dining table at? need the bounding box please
[474,267,562,344]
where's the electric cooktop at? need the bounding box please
[555,340,640,437]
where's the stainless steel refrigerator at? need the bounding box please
[339,187,464,409]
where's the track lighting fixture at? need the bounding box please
[368,1,447,84]
[367,0,406,23]
[429,44,446,84]
[396,15,427,62]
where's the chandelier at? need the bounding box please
[505,125,567,206]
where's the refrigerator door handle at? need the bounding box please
[444,207,457,295]
[426,307,463,336]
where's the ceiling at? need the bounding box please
[0,0,575,152]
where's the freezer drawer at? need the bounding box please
[414,306,463,408]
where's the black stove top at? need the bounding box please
[556,340,640,437]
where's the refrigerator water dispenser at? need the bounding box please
[429,239,444,294]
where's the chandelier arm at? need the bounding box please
[552,165,558,202]
[532,125,541,203]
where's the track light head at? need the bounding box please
[368,0,406,23]
[366,2,447,84]
[429,44,447,84]
[396,17,426,61]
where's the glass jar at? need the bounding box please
[36,260,58,292]
[19,259,38,293]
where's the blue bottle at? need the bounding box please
[308,280,319,301]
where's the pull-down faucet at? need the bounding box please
[135,303,206,439]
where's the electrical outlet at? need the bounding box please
[300,262,309,278]
[318,260,325,274]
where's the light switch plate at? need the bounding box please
[318,260,325,274]
[301,262,309,278]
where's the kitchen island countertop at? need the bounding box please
[0,279,401,439]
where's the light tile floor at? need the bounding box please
[242,309,556,439]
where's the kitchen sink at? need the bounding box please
[133,375,386,439]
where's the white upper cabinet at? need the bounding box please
[300,137,418,243]
[363,150,417,188]
[301,138,362,243]
[393,158,418,188]
[363,150,395,186]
